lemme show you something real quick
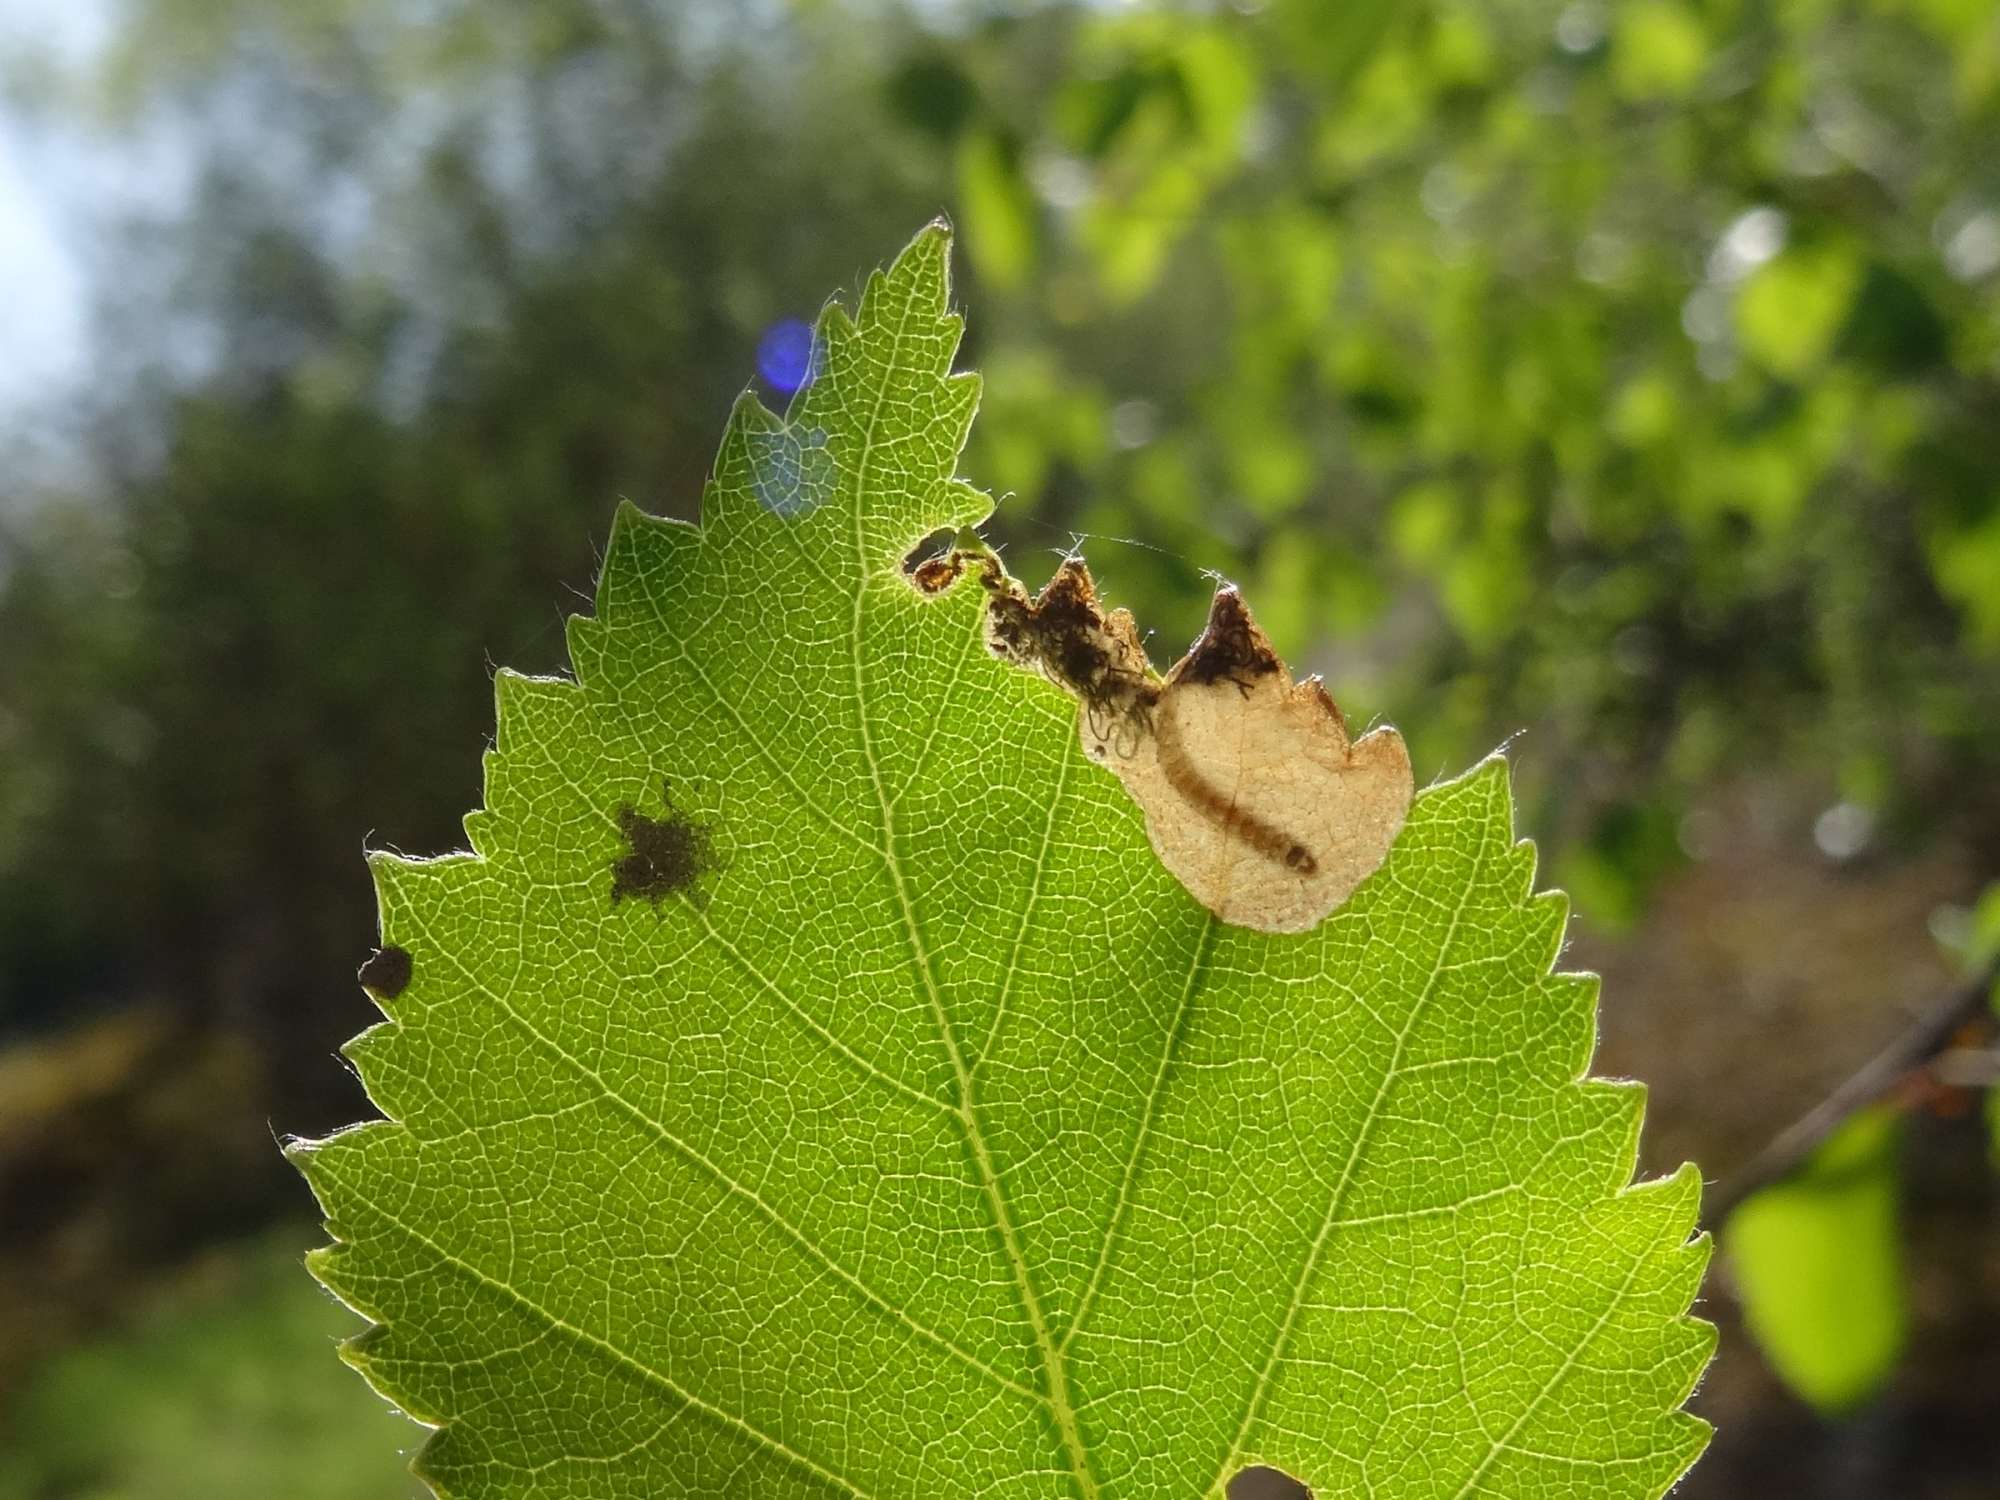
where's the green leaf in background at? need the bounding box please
[955,124,1038,289]
[1725,1107,1908,1414]
[1611,0,1710,99]
[1735,245,1865,379]
[292,227,1713,1498]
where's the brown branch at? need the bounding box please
[1700,955,2000,1230]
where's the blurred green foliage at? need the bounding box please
[0,1229,425,1500]
[1969,881,2000,1165]
[1726,1106,1909,1414]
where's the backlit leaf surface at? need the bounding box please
[294,226,1713,1499]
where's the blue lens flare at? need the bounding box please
[756,318,816,394]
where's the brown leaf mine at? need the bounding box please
[986,560,1411,933]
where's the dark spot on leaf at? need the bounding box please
[1179,587,1279,693]
[611,783,722,908]
[1227,1465,1314,1500]
[356,945,413,999]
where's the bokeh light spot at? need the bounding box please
[756,318,817,394]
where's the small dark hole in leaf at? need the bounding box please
[356,945,413,999]
[901,528,961,586]
[1227,1465,1313,1500]
[910,552,966,595]
[610,783,722,907]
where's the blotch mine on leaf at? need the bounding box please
[984,559,1411,933]
[356,945,413,999]
[609,782,722,908]
[1227,1465,1315,1500]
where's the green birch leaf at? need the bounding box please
[1725,1106,1906,1413]
[292,225,1714,1499]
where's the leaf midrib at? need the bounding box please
[842,283,1100,1500]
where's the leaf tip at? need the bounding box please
[883,217,957,308]
[278,1133,319,1172]
[1654,1157,1710,1237]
